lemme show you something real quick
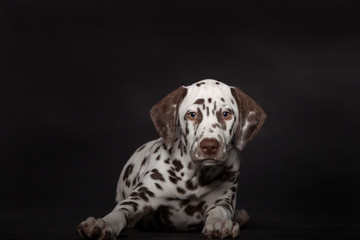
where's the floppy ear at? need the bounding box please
[231,86,266,151]
[150,87,188,148]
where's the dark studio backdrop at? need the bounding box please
[1,1,359,239]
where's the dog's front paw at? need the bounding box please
[77,217,116,240]
[202,219,240,239]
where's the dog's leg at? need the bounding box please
[201,174,241,239]
[77,186,160,240]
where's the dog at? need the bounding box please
[77,79,266,239]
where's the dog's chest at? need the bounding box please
[156,159,226,196]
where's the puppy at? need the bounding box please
[78,79,266,239]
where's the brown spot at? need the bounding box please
[196,82,205,87]
[185,123,189,135]
[176,187,185,194]
[220,97,225,102]
[209,128,214,133]
[231,194,235,202]
[169,176,178,184]
[154,145,161,153]
[187,194,197,200]
[183,145,188,154]
[188,162,193,170]
[172,159,184,172]
[125,180,130,187]
[215,82,220,85]
[206,107,209,116]
[167,169,176,177]
[130,192,139,197]
[122,164,134,181]
[156,154,161,161]
[167,197,181,201]
[150,169,165,182]
[180,147,183,159]
[180,199,190,206]
[208,98,212,103]
[155,183,163,190]
[184,136,188,146]
[141,157,147,166]
[185,180,198,190]
[194,98,205,105]
[196,107,203,124]
[216,110,227,130]
[164,158,170,164]
[139,191,148,201]
[231,187,236,192]
[137,186,155,202]
[138,186,155,197]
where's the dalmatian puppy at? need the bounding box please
[77,79,266,239]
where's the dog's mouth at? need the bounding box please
[193,158,224,166]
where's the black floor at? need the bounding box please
[2,205,359,240]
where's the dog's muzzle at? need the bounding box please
[191,138,226,166]
[200,138,219,155]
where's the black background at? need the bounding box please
[1,1,360,239]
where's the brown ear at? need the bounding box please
[231,87,267,151]
[150,87,188,148]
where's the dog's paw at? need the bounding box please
[201,218,240,239]
[77,217,116,240]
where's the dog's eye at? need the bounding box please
[222,111,232,120]
[187,112,197,121]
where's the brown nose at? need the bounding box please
[200,138,219,155]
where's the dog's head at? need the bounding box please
[151,79,266,166]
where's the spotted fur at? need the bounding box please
[77,79,266,239]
